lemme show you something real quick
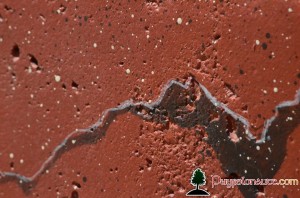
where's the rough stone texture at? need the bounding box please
[0,1,299,197]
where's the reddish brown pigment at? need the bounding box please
[0,1,299,197]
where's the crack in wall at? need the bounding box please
[0,77,299,197]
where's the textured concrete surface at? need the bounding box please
[0,1,299,197]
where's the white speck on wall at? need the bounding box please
[256,145,260,151]
[271,51,275,57]
[177,18,182,25]
[111,45,115,50]
[126,69,131,74]
[54,75,61,82]
[28,66,32,73]
[131,14,134,18]
[72,140,76,144]
[255,40,260,45]
[93,43,97,48]
[20,159,24,164]
[9,153,14,159]
[273,87,278,93]
[288,8,293,13]
[244,170,247,174]
[141,79,145,83]
[41,145,45,150]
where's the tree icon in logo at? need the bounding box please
[192,168,206,189]
[186,168,210,196]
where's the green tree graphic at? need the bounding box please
[190,168,206,190]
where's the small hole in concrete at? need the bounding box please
[72,81,79,89]
[82,176,87,183]
[72,181,81,189]
[28,54,38,65]
[11,44,20,58]
[71,190,79,198]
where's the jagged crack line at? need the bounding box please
[0,79,191,192]
[0,78,299,194]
